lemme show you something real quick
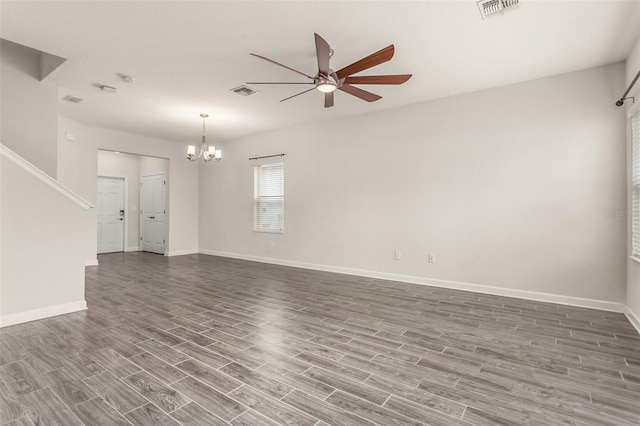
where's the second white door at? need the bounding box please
[140,173,166,254]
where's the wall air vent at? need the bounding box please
[230,85,259,96]
[477,0,519,20]
[62,95,83,103]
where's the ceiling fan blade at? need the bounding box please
[280,87,316,102]
[344,74,412,85]
[338,84,381,102]
[250,53,314,79]
[335,45,395,80]
[324,92,334,108]
[314,33,331,76]
[246,82,315,85]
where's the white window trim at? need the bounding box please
[632,110,640,258]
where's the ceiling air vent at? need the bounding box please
[230,85,259,96]
[62,95,83,103]
[477,0,519,20]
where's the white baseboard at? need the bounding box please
[126,246,140,252]
[165,249,199,257]
[200,250,625,313]
[625,305,640,335]
[84,259,99,266]
[0,300,87,328]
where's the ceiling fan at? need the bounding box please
[247,33,412,108]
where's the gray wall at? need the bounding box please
[200,63,627,305]
[1,156,87,321]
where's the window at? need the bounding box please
[633,112,640,257]
[254,162,284,233]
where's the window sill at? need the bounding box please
[631,256,640,264]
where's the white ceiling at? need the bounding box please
[1,1,638,144]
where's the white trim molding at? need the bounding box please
[0,300,87,328]
[200,250,625,313]
[625,305,640,335]
[1,144,94,210]
[126,246,140,252]
[84,259,99,266]
[165,249,199,257]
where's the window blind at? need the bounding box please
[633,111,640,257]
[254,162,284,233]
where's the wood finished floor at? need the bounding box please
[1,253,639,426]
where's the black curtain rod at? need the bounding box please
[248,153,285,161]
[616,69,640,107]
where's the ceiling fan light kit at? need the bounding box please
[248,33,412,108]
[316,78,338,93]
[186,113,222,163]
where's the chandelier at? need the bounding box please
[186,113,222,162]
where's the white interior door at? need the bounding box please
[97,177,125,254]
[140,173,166,254]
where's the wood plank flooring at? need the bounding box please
[1,252,639,425]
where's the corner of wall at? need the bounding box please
[624,305,640,335]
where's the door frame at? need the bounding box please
[139,172,167,255]
[97,175,128,253]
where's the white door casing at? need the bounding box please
[140,173,166,254]
[97,177,125,254]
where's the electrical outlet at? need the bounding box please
[429,254,436,263]
[270,240,275,248]
[394,250,401,260]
